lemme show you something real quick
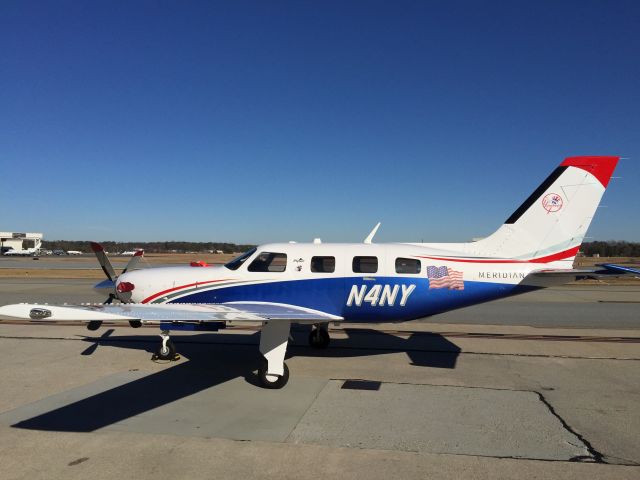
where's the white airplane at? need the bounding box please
[1,156,638,388]
[3,247,38,256]
[67,250,83,256]
[120,250,143,256]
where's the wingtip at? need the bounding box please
[134,250,144,257]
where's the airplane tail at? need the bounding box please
[469,156,619,265]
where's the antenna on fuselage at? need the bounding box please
[364,222,381,244]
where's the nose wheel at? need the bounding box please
[309,325,330,349]
[153,330,179,361]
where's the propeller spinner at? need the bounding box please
[90,242,143,330]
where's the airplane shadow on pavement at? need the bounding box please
[11,327,460,432]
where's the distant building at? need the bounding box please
[0,232,43,254]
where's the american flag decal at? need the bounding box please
[426,266,464,290]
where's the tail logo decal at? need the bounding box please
[542,193,563,213]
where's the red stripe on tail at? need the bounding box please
[560,156,619,188]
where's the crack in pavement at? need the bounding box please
[328,378,640,466]
[535,391,605,464]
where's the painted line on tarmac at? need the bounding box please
[2,320,640,343]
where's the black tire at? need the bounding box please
[156,339,176,360]
[258,361,289,389]
[309,327,330,349]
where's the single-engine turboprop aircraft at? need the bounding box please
[1,156,639,388]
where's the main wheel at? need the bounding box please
[155,338,176,360]
[258,361,289,389]
[308,327,330,349]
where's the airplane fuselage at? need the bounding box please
[3,248,37,256]
[115,242,565,322]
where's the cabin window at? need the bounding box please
[311,256,335,273]
[224,247,257,270]
[248,252,287,272]
[353,256,378,273]
[395,257,421,274]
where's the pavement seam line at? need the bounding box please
[1,334,640,361]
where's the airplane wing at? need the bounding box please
[523,263,640,287]
[0,302,343,324]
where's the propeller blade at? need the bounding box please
[121,249,144,275]
[90,242,117,282]
[93,279,115,295]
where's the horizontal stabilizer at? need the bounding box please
[598,263,640,276]
[523,263,640,287]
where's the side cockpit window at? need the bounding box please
[224,247,257,270]
[395,257,421,274]
[353,256,378,273]
[311,256,335,273]
[248,252,287,272]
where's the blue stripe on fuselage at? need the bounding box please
[169,277,538,322]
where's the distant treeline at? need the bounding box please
[40,240,640,257]
[580,241,640,257]
[42,240,256,254]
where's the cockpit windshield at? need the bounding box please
[224,247,257,270]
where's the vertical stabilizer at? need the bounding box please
[470,156,619,265]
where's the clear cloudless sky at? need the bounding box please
[1,0,639,244]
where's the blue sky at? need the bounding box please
[2,1,639,243]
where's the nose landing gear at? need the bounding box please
[152,330,179,361]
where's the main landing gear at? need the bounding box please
[258,320,291,389]
[256,322,331,388]
[258,361,290,389]
[309,324,330,349]
[152,330,178,361]
[149,322,327,389]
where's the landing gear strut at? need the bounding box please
[258,320,291,389]
[309,324,330,349]
[153,330,178,361]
